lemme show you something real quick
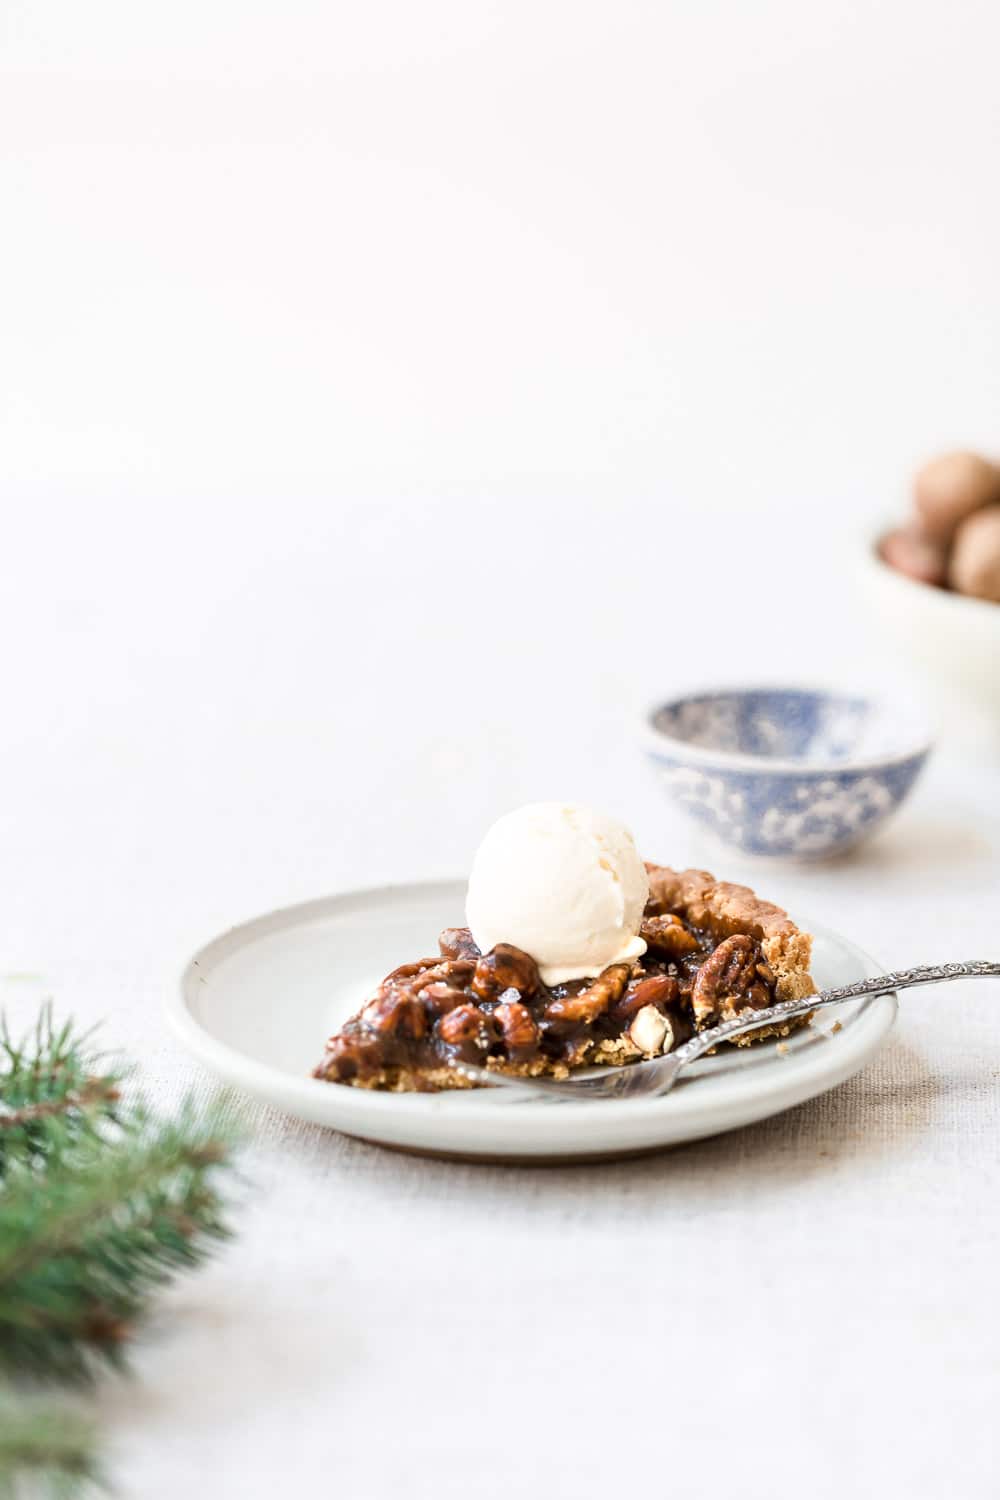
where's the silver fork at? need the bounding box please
[445,961,1000,1101]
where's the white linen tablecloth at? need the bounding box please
[3,743,998,1500]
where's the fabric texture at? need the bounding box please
[3,751,997,1499]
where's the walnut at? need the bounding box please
[545,964,630,1025]
[879,525,948,587]
[639,914,701,959]
[690,935,767,1025]
[914,450,1000,542]
[948,506,1000,602]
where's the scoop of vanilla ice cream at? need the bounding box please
[465,803,649,985]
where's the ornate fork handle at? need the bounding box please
[444,960,1000,1100]
[672,960,1000,1070]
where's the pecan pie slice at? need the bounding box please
[312,864,816,1092]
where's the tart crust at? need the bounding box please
[315,862,816,1088]
[645,863,816,1004]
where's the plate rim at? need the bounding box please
[168,879,898,1157]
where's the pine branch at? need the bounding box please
[0,1009,125,1177]
[0,1011,238,1385]
[0,1401,102,1500]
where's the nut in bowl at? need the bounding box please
[862,448,1000,745]
[643,687,932,861]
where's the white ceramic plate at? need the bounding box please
[169,880,897,1162]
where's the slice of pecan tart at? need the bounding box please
[312,864,816,1092]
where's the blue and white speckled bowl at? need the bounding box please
[643,687,933,860]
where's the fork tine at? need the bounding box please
[445,1056,682,1100]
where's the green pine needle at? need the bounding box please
[0,1007,239,1385]
[0,1401,103,1499]
[0,1009,124,1177]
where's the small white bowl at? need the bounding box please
[861,534,1000,745]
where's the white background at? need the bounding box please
[2,3,1000,1497]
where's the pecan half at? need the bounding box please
[382,959,439,985]
[613,973,680,1025]
[545,964,630,1025]
[439,927,481,961]
[690,935,763,1025]
[411,960,476,993]
[640,914,701,959]
[471,944,541,1001]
